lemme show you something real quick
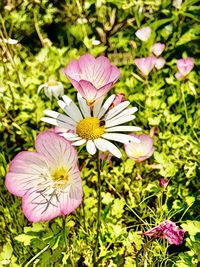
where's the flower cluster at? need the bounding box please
[6,54,141,222]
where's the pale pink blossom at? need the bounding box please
[177,58,194,77]
[99,152,113,162]
[64,54,120,105]
[142,220,186,245]
[135,27,151,41]
[151,43,165,57]
[135,57,156,77]
[124,134,154,162]
[175,72,184,80]
[5,131,82,222]
[110,93,125,109]
[155,58,166,70]
[159,178,168,187]
[173,0,182,8]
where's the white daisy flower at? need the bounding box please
[41,94,141,158]
[38,79,64,100]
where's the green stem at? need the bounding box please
[93,151,101,265]
[63,215,67,249]
[180,83,188,122]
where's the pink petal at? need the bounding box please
[79,80,97,101]
[59,175,82,215]
[108,65,121,83]
[78,54,96,82]
[5,152,48,197]
[35,131,78,170]
[64,59,82,81]
[22,188,61,222]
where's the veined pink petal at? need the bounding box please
[177,58,194,76]
[135,57,156,76]
[78,54,96,81]
[35,131,78,170]
[22,187,61,222]
[5,152,48,197]
[64,59,82,81]
[79,80,97,101]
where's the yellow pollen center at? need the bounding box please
[76,117,105,140]
[51,166,68,188]
[48,80,58,86]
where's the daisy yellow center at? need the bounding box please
[48,80,58,86]
[76,117,105,140]
[51,166,68,188]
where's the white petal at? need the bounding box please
[58,97,83,122]
[61,133,80,141]
[41,117,75,130]
[105,101,131,120]
[106,107,137,125]
[86,140,97,155]
[37,84,47,93]
[102,133,140,144]
[105,115,135,128]
[72,139,86,146]
[97,139,121,158]
[44,110,76,126]
[77,93,91,118]
[93,96,105,117]
[94,138,107,151]
[98,94,116,119]
[106,126,142,132]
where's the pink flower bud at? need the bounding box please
[151,43,165,57]
[124,134,154,162]
[135,57,157,77]
[175,72,184,80]
[110,93,125,109]
[155,58,165,70]
[135,27,151,41]
[159,178,168,187]
[177,58,194,76]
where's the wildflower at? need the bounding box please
[99,152,113,162]
[110,93,125,109]
[124,134,154,162]
[151,43,165,57]
[142,220,186,245]
[38,79,64,100]
[175,58,194,79]
[159,178,168,187]
[64,54,120,105]
[135,27,151,41]
[155,58,165,70]
[5,132,82,222]
[173,0,182,8]
[41,94,141,158]
[135,57,156,77]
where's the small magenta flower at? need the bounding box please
[155,58,166,70]
[151,43,165,57]
[124,134,154,162]
[38,79,64,100]
[135,57,156,77]
[175,58,194,79]
[5,131,82,222]
[159,178,168,187]
[135,27,151,41]
[142,220,186,245]
[64,54,120,105]
[110,93,125,109]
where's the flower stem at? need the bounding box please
[93,151,101,265]
[63,215,67,249]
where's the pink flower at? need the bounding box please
[151,43,165,57]
[110,93,125,109]
[155,58,166,70]
[5,131,82,222]
[135,27,151,41]
[159,178,168,187]
[135,57,156,77]
[124,134,154,162]
[177,58,194,77]
[64,54,120,105]
[99,152,113,162]
[142,220,186,245]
